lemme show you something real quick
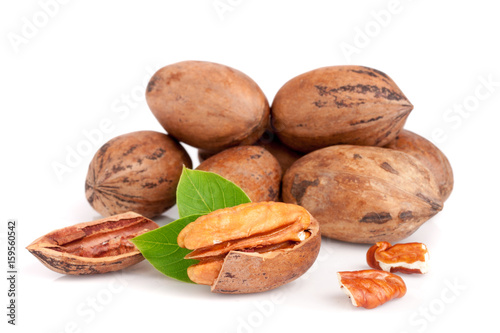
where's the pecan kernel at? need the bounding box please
[177,201,320,293]
[337,269,407,309]
[366,241,430,274]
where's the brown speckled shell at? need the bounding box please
[196,146,282,202]
[198,133,303,175]
[26,212,158,275]
[146,60,270,151]
[385,130,454,201]
[271,65,413,152]
[85,130,192,218]
[282,145,444,243]
[211,217,321,294]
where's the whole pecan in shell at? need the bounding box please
[196,146,282,202]
[271,65,413,152]
[385,129,453,201]
[282,145,443,243]
[146,60,270,151]
[85,130,192,218]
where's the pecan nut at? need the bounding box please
[337,269,407,309]
[26,212,158,275]
[366,241,430,274]
[178,201,321,294]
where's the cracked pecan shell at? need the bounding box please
[26,212,158,275]
[178,202,321,294]
[271,65,413,152]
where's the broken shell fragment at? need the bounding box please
[26,212,159,275]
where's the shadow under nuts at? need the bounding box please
[271,65,413,152]
[178,202,321,294]
[85,130,192,218]
[282,145,443,243]
[26,212,158,275]
[146,60,270,152]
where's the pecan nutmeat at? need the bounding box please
[178,201,321,294]
[366,241,430,274]
[337,269,407,309]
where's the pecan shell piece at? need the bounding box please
[366,241,430,274]
[337,269,407,309]
[26,212,158,275]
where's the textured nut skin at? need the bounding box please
[282,145,443,243]
[178,202,321,294]
[146,60,270,151]
[85,130,192,218]
[366,241,429,274]
[271,65,413,152]
[26,212,158,275]
[337,270,407,309]
[196,146,282,202]
[385,130,454,201]
[198,133,304,176]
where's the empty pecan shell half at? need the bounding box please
[26,212,158,275]
[366,241,430,274]
[178,201,321,294]
[337,269,407,309]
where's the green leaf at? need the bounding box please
[132,168,252,284]
[176,167,251,218]
[131,214,202,283]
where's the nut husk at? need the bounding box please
[282,145,443,243]
[26,212,158,275]
[271,65,413,152]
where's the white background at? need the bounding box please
[1,1,499,332]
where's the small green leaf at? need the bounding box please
[176,167,251,218]
[133,168,252,284]
[131,214,202,283]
